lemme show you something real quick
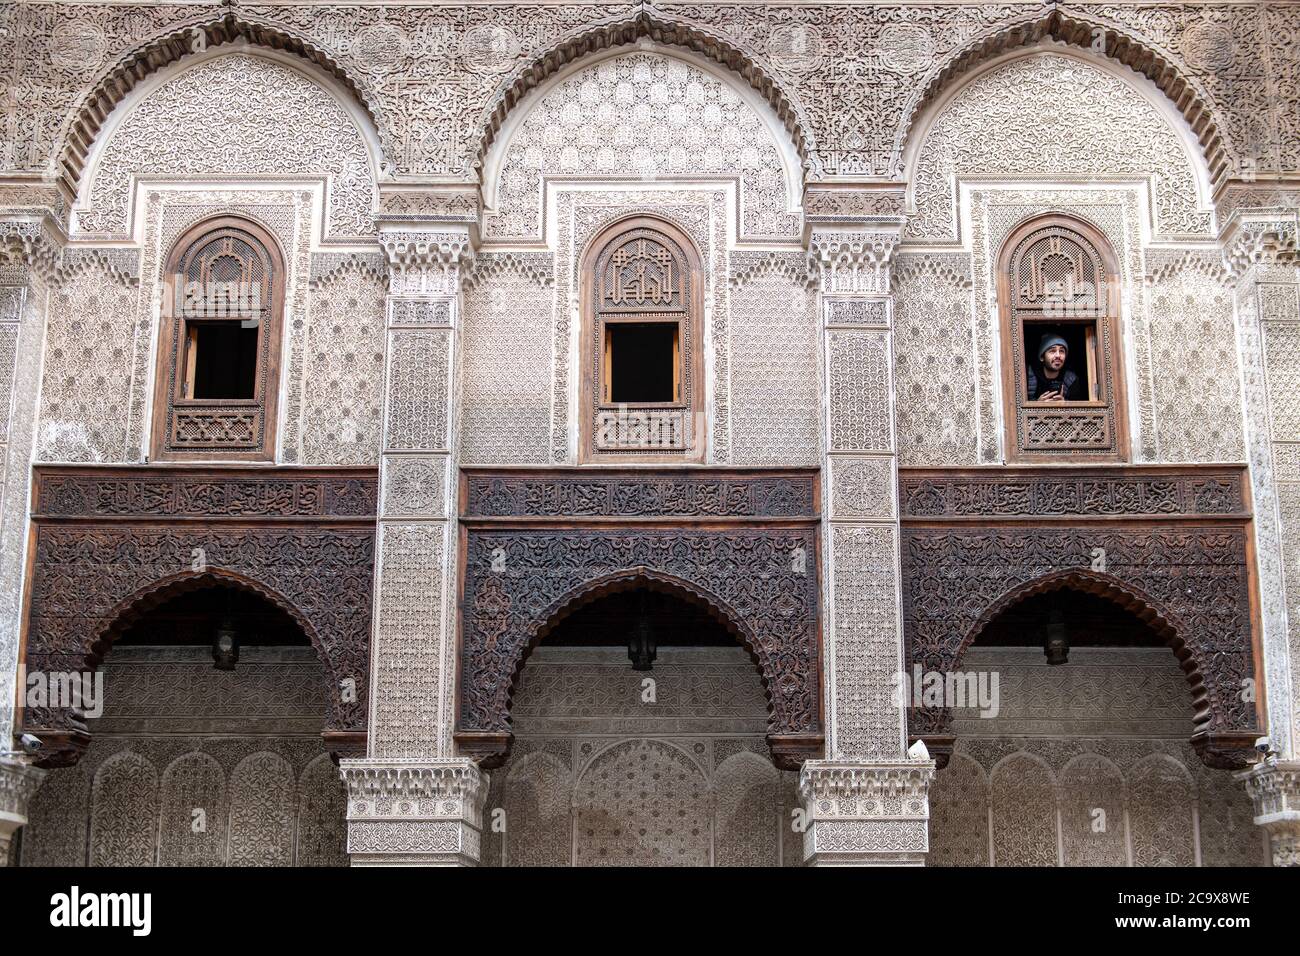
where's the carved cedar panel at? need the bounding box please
[465,473,815,518]
[458,470,822,769]
[22,467,377,765]
[900,468,1260,769]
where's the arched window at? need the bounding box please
[152,216,284,460]
[998,215,1127,460]
[580,216,703,462]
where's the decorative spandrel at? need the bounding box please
[457,470,823,770]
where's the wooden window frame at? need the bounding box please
[579,215,704,463]
[997,214,1128,462]
[151,215,284,462]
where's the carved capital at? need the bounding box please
[798,758,935,866]
[340,758,490,866]
[0,215,62,283]
[1238,760,1300,867]
[0,757,47,866]
[380,226,476,296]
[803,184,906,225]
[807,227,902,296]
[1222,218,1299,278]
[377,184,480,230]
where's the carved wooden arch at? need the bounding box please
[459,565,815,772]
[913,566,1258,771]
[24,567,352,770]
[894,8,1231,185]
[900,466,1263,771]
[457,471,824,771]
[55,14,387,200]
[549,568,777,744]
[94,569,321,669]
[470,7,817,181]
[22,465,377,767]
[964,568,1202,713]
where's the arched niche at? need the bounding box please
[479,44,804,244]
[902,47,1215,243]
[73,46,381,241]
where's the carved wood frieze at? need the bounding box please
[900,469,1246,519]
[457,469,824,770]
[899,466,1262,771]
[464,472,815,518]
[22,466,377,767]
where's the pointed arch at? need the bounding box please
[469,7,817,182]
[928,752,990,867]
[92,569,323,674]
[158,751,227,867]
[960,569,1205,730]
[989,750,1059,867]
[88,750,159,867]
[1128,752,1197,866]
[484,568,787,767]
[894,8,1233,186]
[501,751,572,867]
[55,15,388,202]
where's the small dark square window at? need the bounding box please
[187,321,260,399]
[605,322,678,404]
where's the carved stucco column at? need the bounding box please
[801,201,934,865]
[0,214,59,759]
[340,215,488,865]
[1225,207,1300,768]
[0,757,45,865]
[1238,760,1300,867]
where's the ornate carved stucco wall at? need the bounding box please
[481,48,800,243]
[480,647,803,867]
[74,52,377,240]
[894,51,1243,470]
[5,3,1297,188]
[905,52,1211,243]
[18,647,347,867]
[458,255,555,466]
[32,51,387,467]
[3,0,1299,862]
[485,646,1265,866]
[928,648,1267,867]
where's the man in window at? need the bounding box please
[1026,333,1082,402]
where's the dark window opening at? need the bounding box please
[606,322,677,403]
[544,588,732,648]
[1023,322,1095,401]
[974,589,1165,650]
[188,321,259,399]
[116,584,309,648]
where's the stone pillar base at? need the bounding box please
[0,757,46,867]
[340,758,488,867]
[799,759,935,866]
[1238,759,1300,867]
